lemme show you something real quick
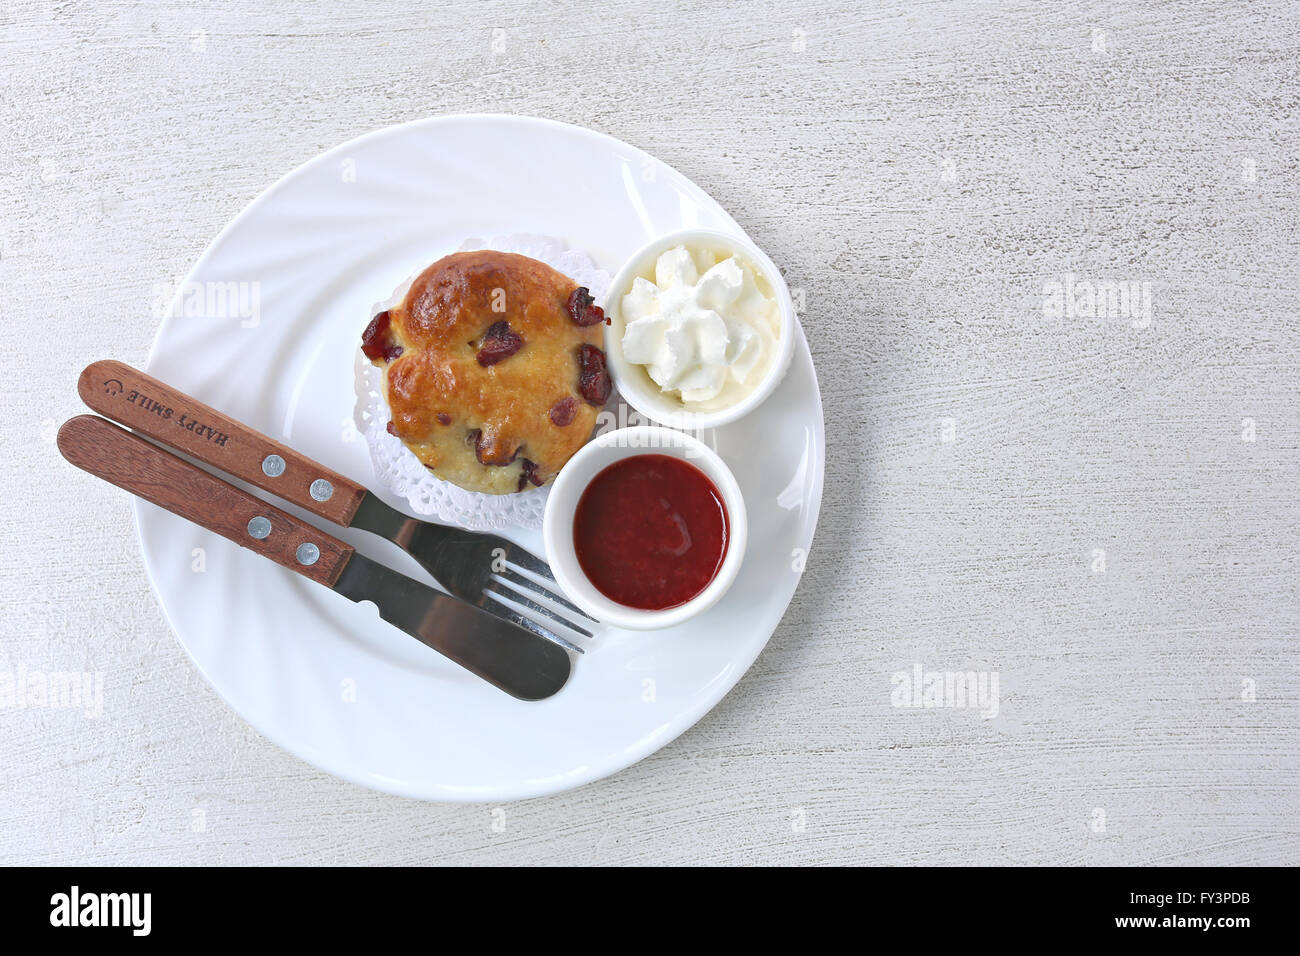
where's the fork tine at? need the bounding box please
[489,575,596,638]
[480,591,585,654]
[501,564,599,623]
[502,546,556,582]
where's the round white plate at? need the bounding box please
[138,114,825,801]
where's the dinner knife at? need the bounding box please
[57,415,572,701]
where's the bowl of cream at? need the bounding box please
[602,229,797,429]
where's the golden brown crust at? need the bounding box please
[369,251,604,495]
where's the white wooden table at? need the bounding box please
[2,0,1296,865]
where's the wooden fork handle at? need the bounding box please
[57,415,354,588]
[77,359,368,527]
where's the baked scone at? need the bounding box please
[361,250,612,495]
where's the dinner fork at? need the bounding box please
[79,360,597,652]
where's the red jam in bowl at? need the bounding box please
[573,454,729,611]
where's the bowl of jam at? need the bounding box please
[542,426,748,630]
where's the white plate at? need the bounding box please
[138,115,825,801]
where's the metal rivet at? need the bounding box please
[262,454,286,477]
[247,516,271,539]
[296,542,320,566]
[309,478,334,502]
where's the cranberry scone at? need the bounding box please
[361,250,612,495]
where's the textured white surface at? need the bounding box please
[1,0,1297,865]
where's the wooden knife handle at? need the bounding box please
[58,415,354,588]
[78,359,368,527]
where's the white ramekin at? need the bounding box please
[542,426,748,630]
[602,228,797,431]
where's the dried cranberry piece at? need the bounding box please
[548,396,577,427]
[577,344,611,406]
[436,412,452,426]
[566,287,607,327]
[475,320,524,366]
[517,458,545,491]
[361,310,398,361]
[385,420,398,436]
[470,427,518,466]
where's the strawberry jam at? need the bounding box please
[573,454,728,610]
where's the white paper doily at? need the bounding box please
[353,234,612,530]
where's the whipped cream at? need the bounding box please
[620,245,780,411]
